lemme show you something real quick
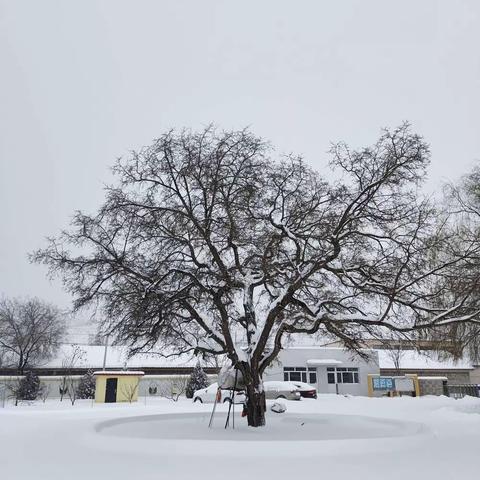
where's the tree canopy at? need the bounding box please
[0,297,65,374]
[33,124,480,426]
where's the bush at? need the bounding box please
[159,376,188,402]
[76,370,96,399]
[186,363,209,399]
[17,371,41,401]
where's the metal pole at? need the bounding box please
[225,369,238,429]
[209,388,220,428]
[102,334,109,371]
[232,369,238,429]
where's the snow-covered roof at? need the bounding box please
[286,346,374,353]
[376,350,473,370]
[43,344,198,369]
[417,376,448,380]
[307,359,343,366]
[93,371,144,376]
[41,344,474,372]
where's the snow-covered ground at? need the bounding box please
[1,394,480,480]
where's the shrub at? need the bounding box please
[76,370,96,399]
[17,371,41,401]
[186,363,209,399]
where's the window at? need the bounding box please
[327,367,359,384]
[284,367,317,384]
[289,371,302,382]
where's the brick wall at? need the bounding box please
[418,377,446,396]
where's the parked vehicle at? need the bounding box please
[193,382,246,404]
[290,381,317,399]
[263,381,301,400]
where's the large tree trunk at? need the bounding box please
[243,365,266,427]
[245,384,266,427]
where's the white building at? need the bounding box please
[6,342,473,399]
[264,347,380,396]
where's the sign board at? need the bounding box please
[372,377,395,391]
[394,377,415,392]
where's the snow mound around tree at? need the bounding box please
[95,411,427,441]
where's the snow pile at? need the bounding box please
[271,402,286,413]
[1,395,480,479]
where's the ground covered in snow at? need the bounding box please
[1,395,480,480]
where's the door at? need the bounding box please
[105,378,118,403]
[325,367,338,394]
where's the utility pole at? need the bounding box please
[102,334,109,371]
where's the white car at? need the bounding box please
[263,381,301,400]
[193,382,246,404]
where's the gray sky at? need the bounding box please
[1,0,480,317]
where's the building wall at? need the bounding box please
[95,375,142,403]
[1,373,219,402]
[470,367,480,385]
[117,376,141,402]
[0,375,82,400]
[263,348,380,396]
[380,369,471,385]
[94,375,107,402]
[138,374,217,397]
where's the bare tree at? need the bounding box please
[426,165,480,362]
[39,383,51,403]
[58,345,86,401]
[0,298,65,374]
[7,377,22,407]
[387,345,404,374]
[33,125,480,426]
[377,333,407,374]
[120,380,140,403]
[66,377,78,405]
[159,376,188,402]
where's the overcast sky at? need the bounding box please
[1,0,480,320]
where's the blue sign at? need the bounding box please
[373,377,395,391]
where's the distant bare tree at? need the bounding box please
[33,124,480,426]
[7,377,22,407]
[388,346,404,374]
[425,165,480,362]
[0,298,65,374]
[66,379,78,405]
[159,376,188,402]
[39,383,51,403]
[120,380,139,403]
[58,345,86,401]
[378,334,407,374]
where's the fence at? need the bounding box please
[443,384,480,399]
